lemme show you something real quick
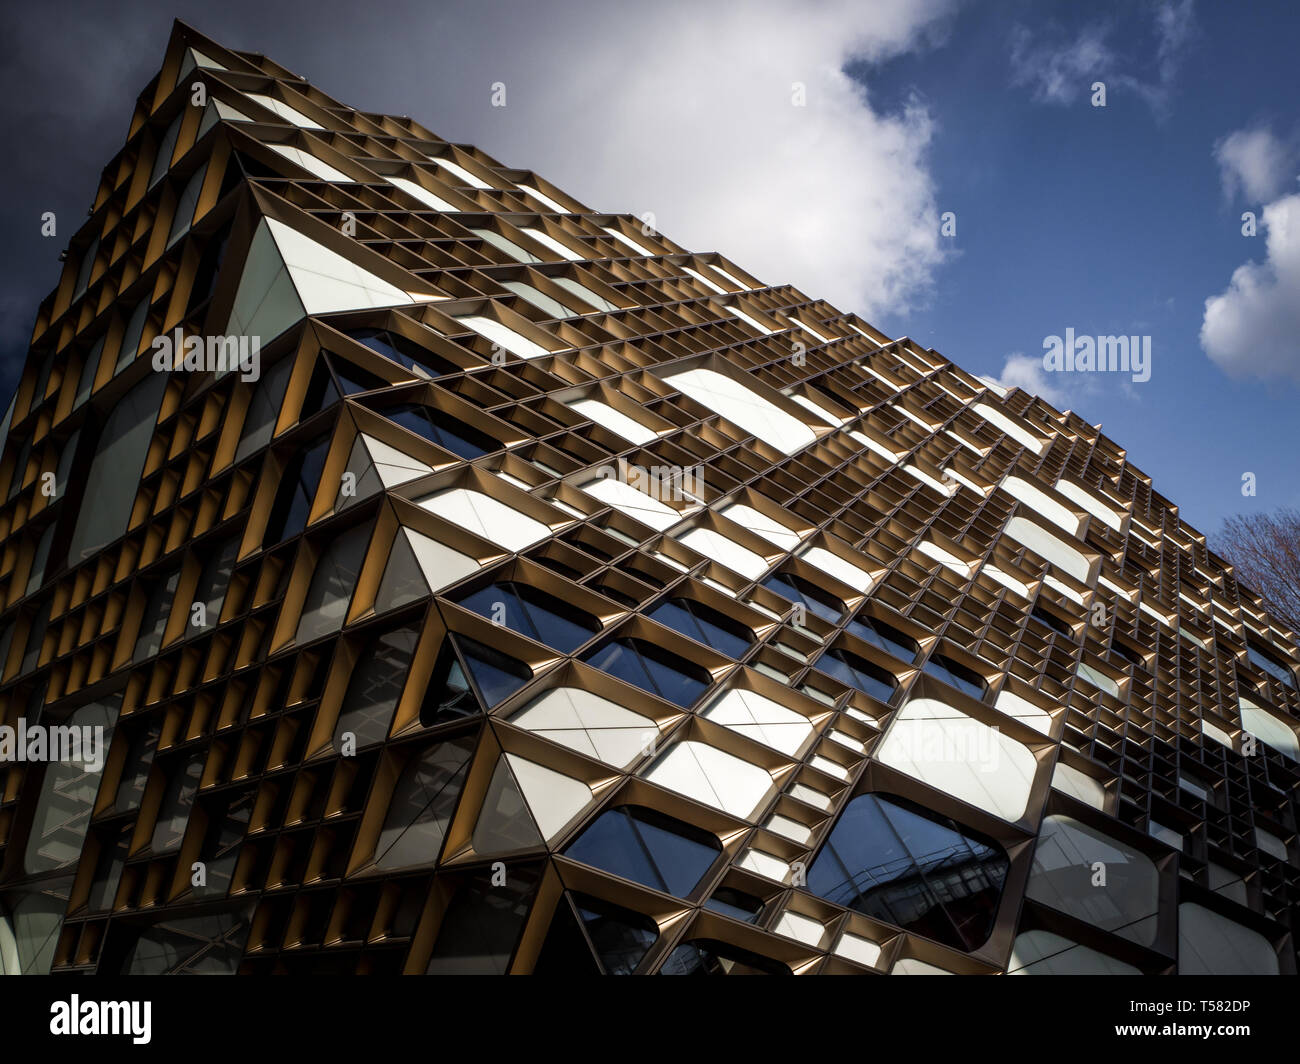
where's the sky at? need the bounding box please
[0,0,1296,538]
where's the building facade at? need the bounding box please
[0,23,1296,975]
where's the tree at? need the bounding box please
[1212,507,1300,633]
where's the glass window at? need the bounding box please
[66,371,167,562]
[263,434,329,546]
[346,328,456,379]
[648,597,752,658]
[381,403,498,459]
[704,887,765,923]
[1025,815,1159,946]
[23,699,120,874]
[923,653,987,700]
[815,647,897,703]
[375,735,474,870]
[565,805,720,897]
[294,522,371,644]
[571,893,658,974]
[456,581,598,653]
[419,634,531,724]
[425,864,542,975]
[1246,642,1297,690]
[125,910,249,974]
[845,613,919,662]
[582,637,712,708]
[807,792,1009,951]
[333,625,420,751]
[762,571,843,625]
[150,749,205,854]
[508,686,655,769]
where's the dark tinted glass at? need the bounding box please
[845,613,920,662]
[762,571,842,624]
[649,597,752,658]
[704,887,765,924]
[565,805,720,897]
[923,654,987,700]
[383,403,498,459]
[573,893,658,974]
[807,793,1008,951]
[816,647,897,703]
[347,328,456,378]
[457,581,597,653]
[582,637,711,708]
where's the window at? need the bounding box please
[1177,903,1278,975]
[263,435,330,546]
[23,700,120,874]
[425,865,541,975]
[644,740,774,819]
[66,371,167,561]
[702,688,814,757]
[877,697,1039,822]
[807,792,1009,951]
[922,654,987,700]
[565,805,720,897]
[523,227,583,261]
[582,637,712,708]
[1238,696,1299,761]
[1008,930,1140,975]
[266,143,348,182]
[246,93,322,129]
[456,581,598,653]
[346,328,457,378]
[1030,604,1073,638]
[430,155,491,189]
[704,887,765,923]
[762,571,843,625]
[845,613,919,662]
[1246,641,1297,690]
[379,404,497,459]
[374,736,474,870]
[581,475,680,531]
[503,280,574,320]
[662,367,814,455]
[333,625,420,751]
[1004,516,1091,584]
[569,398,657,445]
[417,486,551,552]
[814,647,897,703]
[387,176,454,212]
[552,276,618,313]
[797,544,874,591]
[295,523,371,643]
[648,597,752,658]
[420,634,531,722]
[675,528,768,579]
[455,314,554,360]
[1026,815,1159,946]
[536,892,658,974]
[509,687,655,768]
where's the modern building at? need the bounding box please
[0,22,1296,975]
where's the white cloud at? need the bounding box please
[989,353,1069,406]
[1200,193,1300,381]
[406,0,957,318]
[1214,128,1295,203]
[1009,0,1195,114]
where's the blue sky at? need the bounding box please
[859,0,1299,535]
[0,0,1295,539]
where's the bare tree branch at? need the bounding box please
[1211,506,1300,634]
